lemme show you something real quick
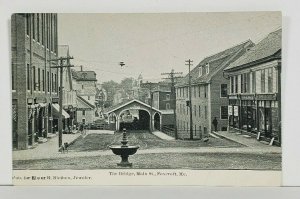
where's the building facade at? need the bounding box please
[12,13,59,150]
[224,29,281,146]
[71,69,97,124]
[175,40,254,139]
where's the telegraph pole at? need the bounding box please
[141,81,155,132]
[50,55,74,147]
[185,59,193,139]
[161,69,183,139]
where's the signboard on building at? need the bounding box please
[35,97,47,103]
[52,97,59,103]
[228,105,232,115]
[234,106,239,116]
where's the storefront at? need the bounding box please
[228,93,280,143]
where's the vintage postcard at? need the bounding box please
[11,12,282,186]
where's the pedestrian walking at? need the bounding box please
[212,117,218,132]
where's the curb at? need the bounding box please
[210,131,249,147]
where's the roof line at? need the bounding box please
[77,96,95,109]
[105,99,161,114]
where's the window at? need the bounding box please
[268,68,273,93]
[32,14,35,40]
[82,119,86,124]
[33,66,36,90]
[37,14,40,42]
[27,64,30,90]
[42,70,45,91]
[194,105,196,116]
[231,77,234,94]
[221,106,228,119]
[241,74,244,93]
[205,63,209,74]
[55,74,57,92]
[261,69,265,93]
[199,126,202,139]
[220,84,227,97]
[47,71,50,92]
[204,106,207,119]
[51,73,54,92]
[37,68,40,91]
[235,76,238,93]
[42,14,44,45]
[82,110,86,116]
[204,85,207,98]
[166,103,170,110]
[198,85,201,97]
[26,14,30,36]
[166,94,170,100]
[199,66,202,76]
[199,105,201,117]
[186,105,188,115]
[252,71,256,93]
[194,125,197,136]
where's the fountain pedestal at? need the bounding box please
[109,128,139,167]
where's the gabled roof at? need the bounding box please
[77,96,95,109]
[71,70,97,81]
[176,40,254,87]
[104,99,161,114]
[225,28,282,71]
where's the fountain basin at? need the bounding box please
[109,145,139,156]
[109,145,139,167]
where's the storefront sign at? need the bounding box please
[256,94,277,101]
[241,94,255,100]
[52,97,59,103]
[234,106,239,116]
[228,105,232,115]
[228,95,239,100]
[35,97,47,103]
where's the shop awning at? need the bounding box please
[52,104,70,119]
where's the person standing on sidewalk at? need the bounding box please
[212,117,218,132]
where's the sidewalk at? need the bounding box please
[211,130,281,151]
[152,131,175,141]
[13,132,82,161]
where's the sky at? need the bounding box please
[58,12,281,83]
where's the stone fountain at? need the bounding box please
[109,128,139,167]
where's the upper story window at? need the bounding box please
[26,14,30,36]
[252,71,256,93]
[220,84,228,97]
[235,76,238,93]
[230,77,234,94]
[261,69,266,93]
[204,85,207,98]
[205,63,210,74]
[166,103,170,110]
[166,94,170,100]
[199,66,203,77]
[267,68,273,93]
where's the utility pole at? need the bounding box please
[50,55,74,147]
[141,81,155,132]
[161,69,183,139]
[185,59,193,139]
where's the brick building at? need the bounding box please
[224,29,282,145]
[12,13,59,150]
[175,40,254,139]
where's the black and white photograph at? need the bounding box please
[11,12,282,185]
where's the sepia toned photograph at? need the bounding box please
[11,12,282,184]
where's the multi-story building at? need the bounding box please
[224,29,281,145]
[58,46,77,132]
[12,13,59,150]
[71,69,97,124]
[175,40,254,139]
